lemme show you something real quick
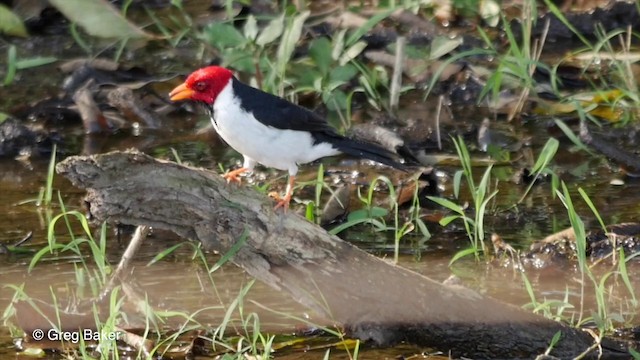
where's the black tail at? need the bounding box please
[315,133,410,171]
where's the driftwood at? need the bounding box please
[56,150,628,359]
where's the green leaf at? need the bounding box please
[331,29,347,61]
[220,47,254,72]
[339,40,367,66]
[0,4,27,37]
[305,202,315,222]
[0,112,9,123]
[276,11,309,68]
[427,196,464,214]
[203,22,246,49]
[16,57,57,69]
[617,249,637,306]
[439,215,460,226]
[329,64,358,83]
[323,89,348,111]
[209,229,249,273]
[553,118,590,153]
[243,15,258,41]
[49,0,153,39]
[429,36,463,60]
[346,206,388,222]
[309,37,332,76]
[453,170,463,199]
[345,9,393,47]
[531,137,559,174]
[415,218,431,238]
[347,209,369,222]
[4,45,17,86]
[293,66,322,88]
[28,243,67,271]
[256,14,285,46]
[147,243,184,265]
[402,44,430,59]
[329,217,388,235]
[369,206,388,217]
[449,247,477,266]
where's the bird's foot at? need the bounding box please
[270,191,291,213]
[223,167,248,184]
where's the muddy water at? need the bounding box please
[1,97,639,358]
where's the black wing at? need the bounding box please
[231,78,337,134]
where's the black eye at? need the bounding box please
[195,81,207,91]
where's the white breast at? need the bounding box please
[211,83,340,175]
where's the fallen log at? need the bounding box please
[56,150,628,359]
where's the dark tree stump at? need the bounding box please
[56,150,629,359]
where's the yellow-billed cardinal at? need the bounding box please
[169,66,408,211]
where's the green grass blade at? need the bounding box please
[147,242,185,266]
[329,217,388,235]
[43,144,57,206]
[3,45,17,86]
[449,247,477,265]
[542,0,591,46]
[577,187,606,231]
[518,138,558,203]
[209,228,249,273]
[427,196,465,215]
[531,138,559,174]
[16,57,57,69]
[618,249,637,306]
[28,243,68,271]
[345,9,393,47]
[553,118,590,153]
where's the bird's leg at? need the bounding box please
[223,157,256,184]
[273,175,295,212]
[223,167,249,184]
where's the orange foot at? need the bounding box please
[273,192,292,212]
[272,175,295,213]
[223,167,249,184]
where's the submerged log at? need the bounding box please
[56,150,628,359]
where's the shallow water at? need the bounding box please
[2,84,640,357]
[1,116,639,357]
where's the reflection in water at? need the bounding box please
[0,242,312,334]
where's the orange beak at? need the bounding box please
[169,82,195,101]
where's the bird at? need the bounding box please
[169,66,410,211]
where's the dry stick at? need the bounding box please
[620,25,637,93]
[574,328,602,360]
[107,87,160,129]
[510,18,550,121]
[579,120,640,171]
[102,225,150,298]
[436,95,443,150]
[254,61,263,90]
[15,231,33,247]
[72,79,105,134]
[115,325,153,358]
[389,36,405,111]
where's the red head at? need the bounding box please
[169,66,233,105]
